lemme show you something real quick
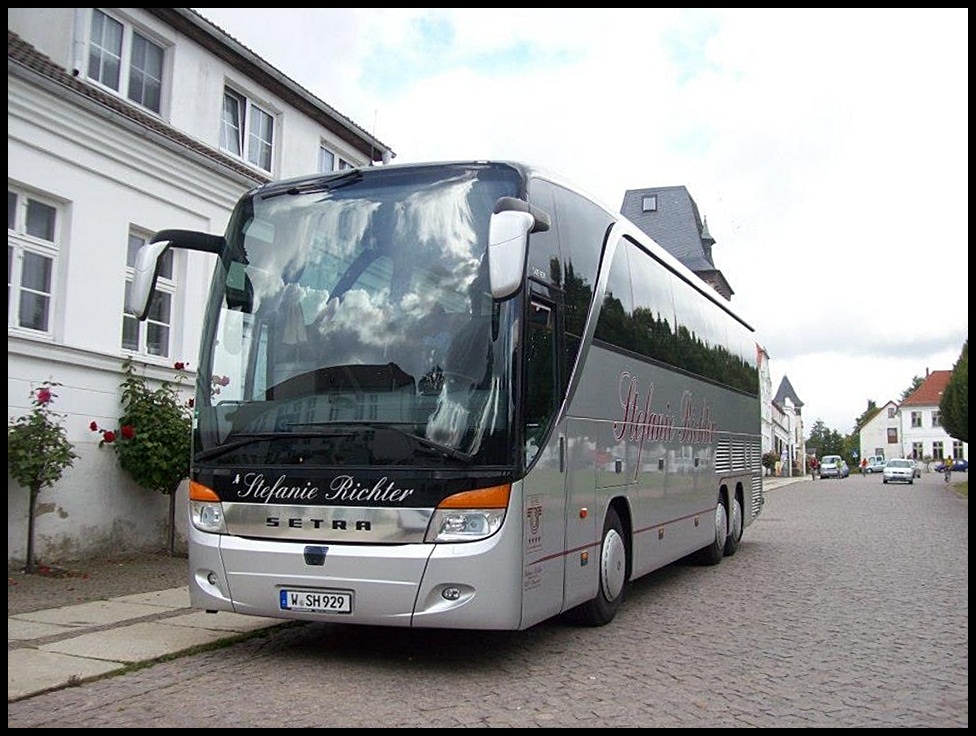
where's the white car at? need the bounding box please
[863,456,887,474]
[819,455,849,479]
[882,458,915,485]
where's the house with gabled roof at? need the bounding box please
[899,370,967,464]
[858,400,900,462]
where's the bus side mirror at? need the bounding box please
[487,197,550,300]
[127,229,225,320]
[127,239,172,320]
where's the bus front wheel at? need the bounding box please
[567,506,627,626]
[695,495,728,566]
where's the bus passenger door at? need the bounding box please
[520,293,567,628]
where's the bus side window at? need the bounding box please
[524,298,557,464]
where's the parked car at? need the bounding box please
[883,458,915,484]
[819,455,849,479]
[935,458,968,473]
[863,456,886,474]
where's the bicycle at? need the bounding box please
[944,466,952,483]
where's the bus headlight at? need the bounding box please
[424,484,511,543]
[189,480,226,533]
[190,501,226,533]
[425,508,505,543]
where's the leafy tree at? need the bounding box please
[91,357,192,554]
[941,339,968,443]
[7,381,79,573]
[806,419,845,457]
[900,376,924,401]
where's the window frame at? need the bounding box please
[910,411,922,428]
[86,8,165,115]
[8,187,63,337]
[318,144,354,174]
[221,86,276,172]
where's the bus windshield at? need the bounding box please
[195,163,523,467]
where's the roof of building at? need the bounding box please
[9,10,394,170]
[620,185,733,300]
[621,186,713,270]
[900,370,951,408]
[8,29,268,186]
[773,375,804,410]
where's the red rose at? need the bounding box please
[103,430,117,443]
[36,388,52,405]
[121,425,136,440]
[187,398,195,408]
[174,361,186,371]
[90,421,99,432]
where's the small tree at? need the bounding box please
[91,357,192,554]
[941,339,968,444]
[7,381,79,573]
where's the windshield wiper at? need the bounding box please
[288,421,474,463]
[193,430,355,463]
[260,169,363,200]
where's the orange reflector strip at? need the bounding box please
[189,480,220,502]
[437,484,511,509]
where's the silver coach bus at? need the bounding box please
[129,160,763,630]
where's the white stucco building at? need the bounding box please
[8,8,393,565]
[858,370,968,467]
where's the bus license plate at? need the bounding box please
[279,589,353,614]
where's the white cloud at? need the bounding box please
[193,7,968,432]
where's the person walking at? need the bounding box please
[944,456,953,483]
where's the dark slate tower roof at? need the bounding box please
[621,185,733,300]
[773,375,804,413]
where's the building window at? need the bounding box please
[932,411,942,427]
[887,406,896,418]
[122,231,174,357]
[886,427,898,444]
[910,411,922,428]
[221,87,274,172]
[911,442,923,459]
[932,441,944,459]
[953,441,964,459]
[8,188,61,335]
[642,195,657,212]
[87,9,164,114]
[318,145,354,174]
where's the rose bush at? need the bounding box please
[8,381,79,573]
[91,357,193,553]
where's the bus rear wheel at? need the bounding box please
[723,494,743,557]
[567,506,627,626]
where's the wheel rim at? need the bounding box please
[601,527,627,601]
[714,502,728,550]
[730,497,743,541]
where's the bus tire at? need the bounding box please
[723,493,743,557]
[568,506,627,627]
[695,495,728,566]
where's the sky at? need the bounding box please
[193,8,968,434]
